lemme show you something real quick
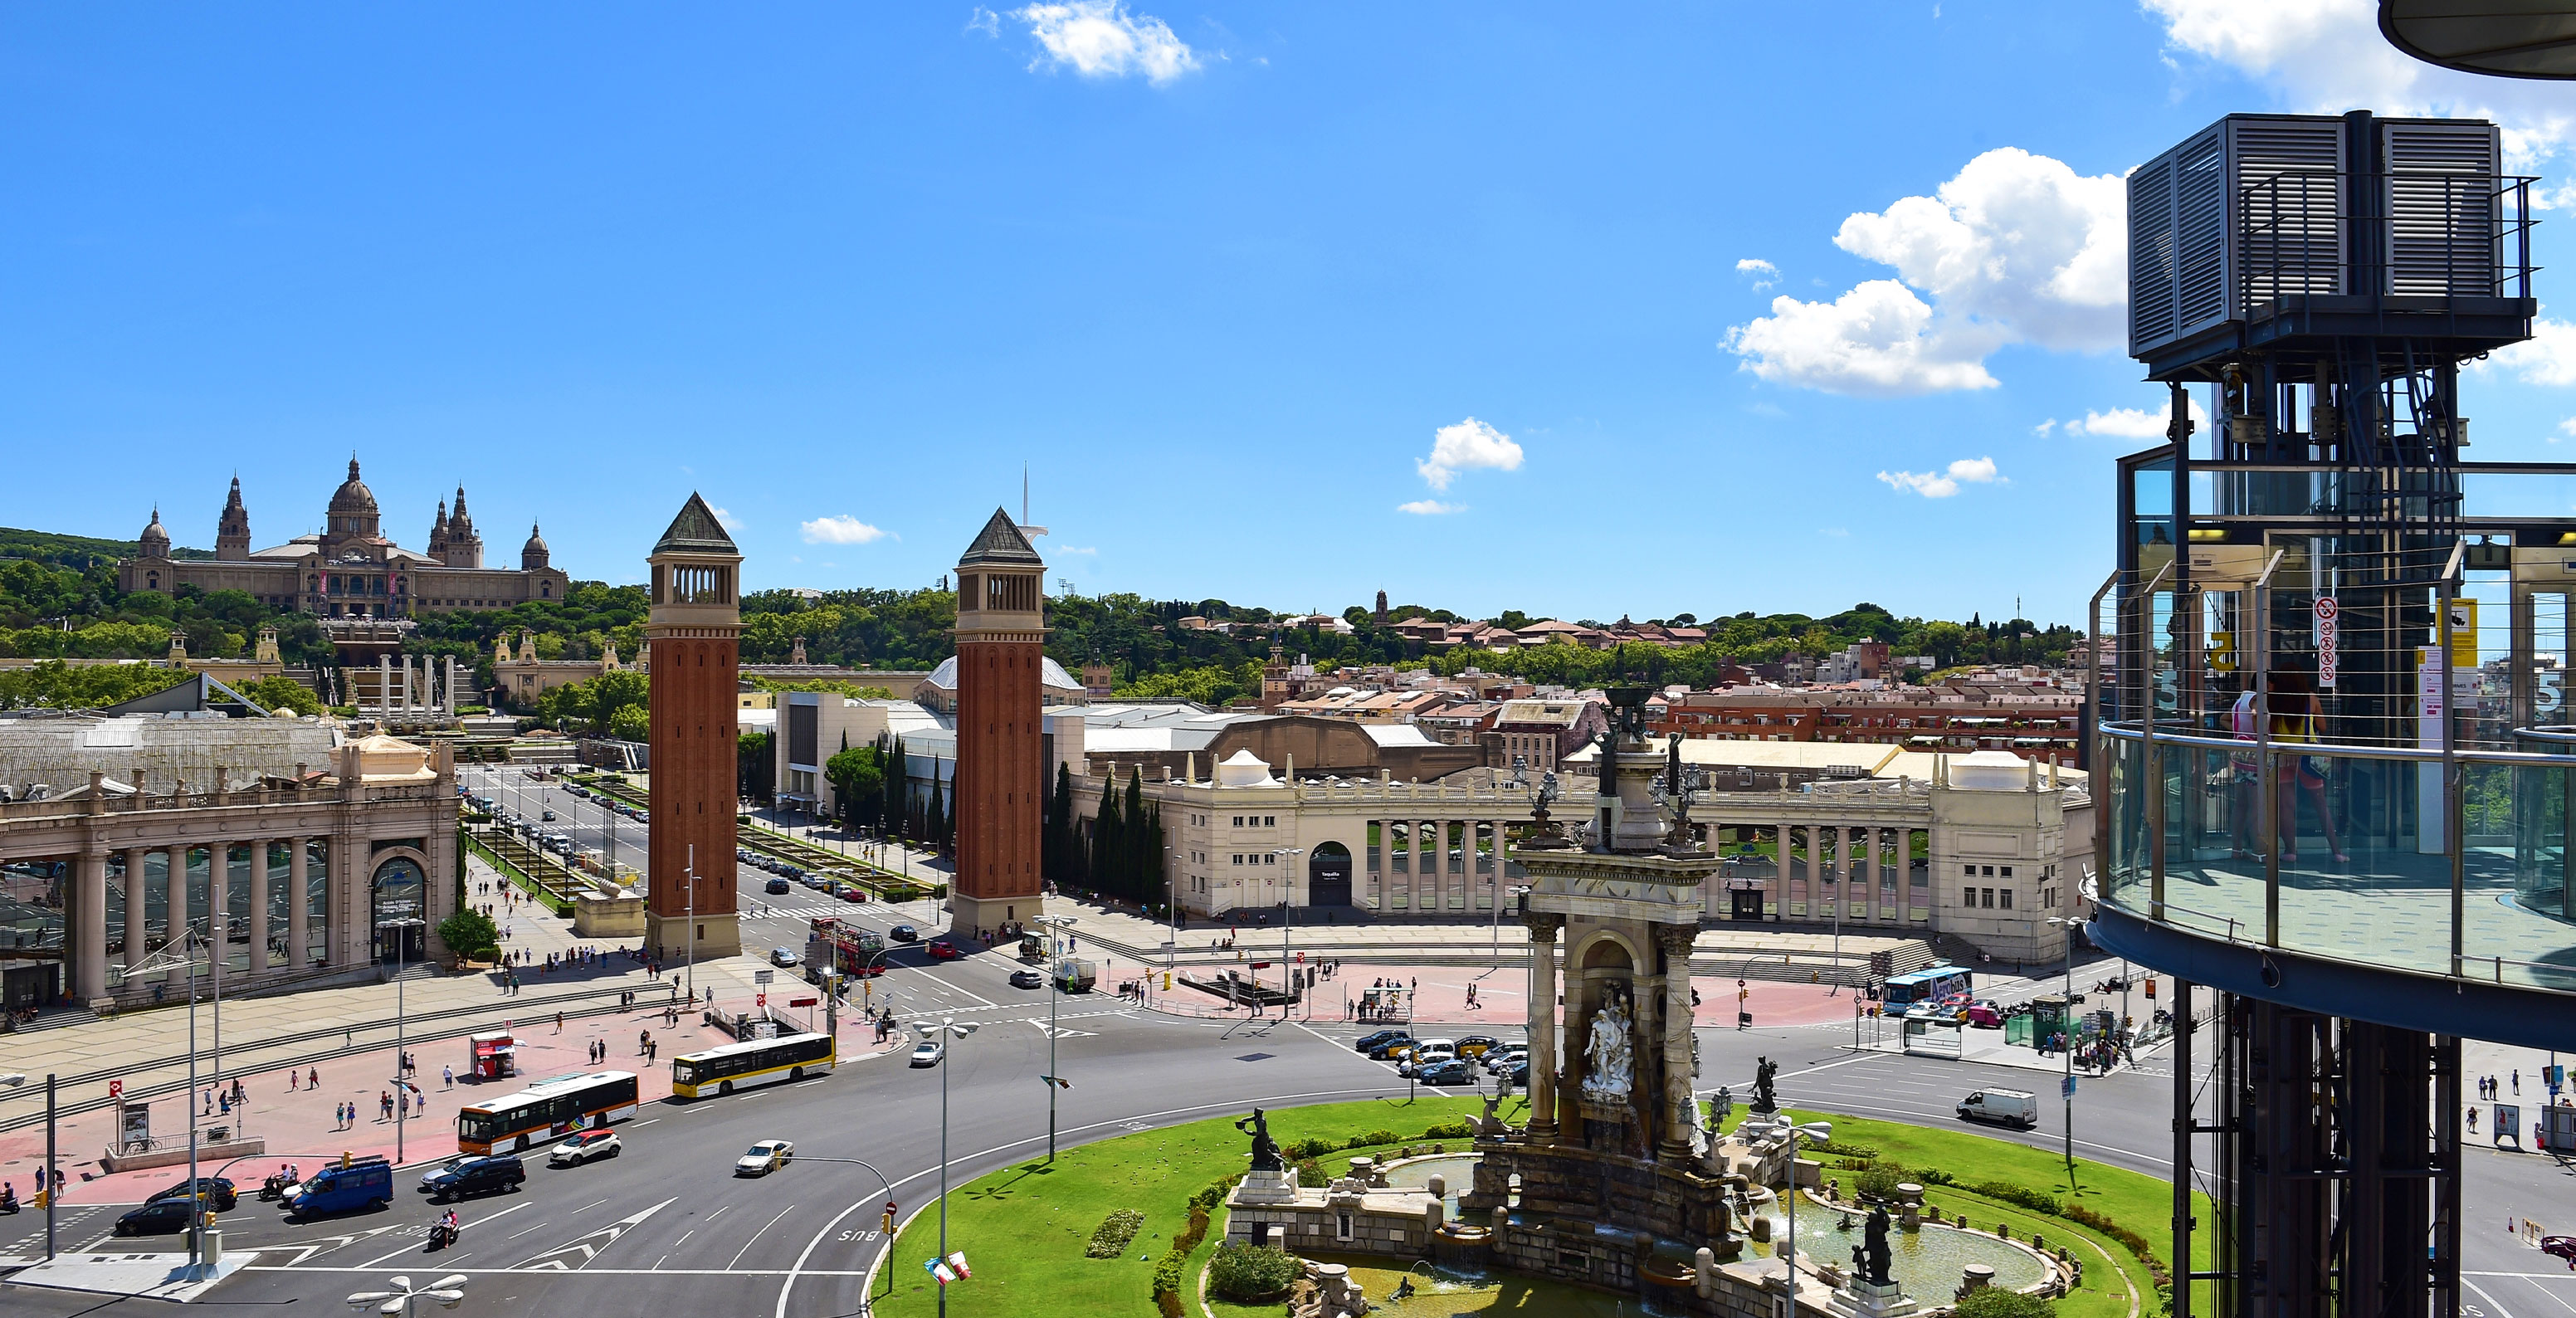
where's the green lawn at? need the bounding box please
[873,1096,1490,1317]
[1779,1106,2207,1318]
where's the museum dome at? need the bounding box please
[328,456,379,515]
[139,506,170,556]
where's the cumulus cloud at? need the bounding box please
[1398,500,1465,515]
[1725,149,2125,394]
[1416,417,1524,491]
[966,6,999,36]
[1877,456,2003,498]
[800,515,887,544]
[2476,317,2576,385]
[1735,258,1780,290]
[2145,0,2576,172]
[2045,396,2209,439]
[711,505,745,531]
[1011,1,1198,85]
[1725,281,2000,397]
[1056,544,1099,555]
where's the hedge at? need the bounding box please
[1085,1208,1146,1260]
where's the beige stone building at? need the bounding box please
[0,715,460,1009]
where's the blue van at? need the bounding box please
[287,1155,393,1218]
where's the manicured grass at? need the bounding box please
[873,1097,1489,1318]
[1781,1106,2210,1318]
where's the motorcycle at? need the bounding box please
[0,1189,19,1215]
[257,1169,300,1202]
[427,1219,461,1251]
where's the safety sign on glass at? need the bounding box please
[2313,597,2339,688]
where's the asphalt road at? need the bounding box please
[4,837,2568,1316]
[464,765,646,881]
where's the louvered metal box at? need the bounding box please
[2128,112,2520,374]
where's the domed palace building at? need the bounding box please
[118,458,571,617]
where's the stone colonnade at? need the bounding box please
[1367,817,1514,912]
[1704,819,1930,923]
[67,837,343,1000]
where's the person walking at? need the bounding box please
[554,1011,564,1034]
[443,1065,454,1090]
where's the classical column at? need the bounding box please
[1524,912,1564,1144]
[121,846,149,985]
[249,839,271,973]
[378,654,391,715]
[164,847,188,988]
[1656,923,1699,1163]
[75,851,108,1002]
[287,839,310,969]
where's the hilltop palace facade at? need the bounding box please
[119,458,571,618]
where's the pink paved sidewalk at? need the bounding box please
[0,1003,768,1208]
[1150,959,1862,1030]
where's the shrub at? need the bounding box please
[1208,1243,1302,1301]
[1421,1118,1472,1140]
[1967,1180,2061,1216]
[1085,1208,1145,1259]
[1357,1129,1401,1148]
[1915,1168,1955,1186]
[1287,1136,1337,1160]
[1956,1287,2057,1318]
[1853,1160,1910,1202]
[1294,1157,1324,1187]
[1151,1174,1235,1306]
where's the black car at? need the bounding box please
[1366,1036,1420,1062]
[1009,969,1044,989]
[427,1154,525,1203]
[115,1198,198,1236]
[765,877,792,895]
[888,925,920,943]
[1353,1029,1408,1053]
[149,1175,237,1211]
[1507,1062,1529,1088]
[1418,1060,1478,1086]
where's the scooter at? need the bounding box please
[427,1219,461,1251]
[0,1189,20,1215]
[258,1169,300,1202]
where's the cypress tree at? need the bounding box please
[1122,768,1147,901]
[1094,774,1124,899]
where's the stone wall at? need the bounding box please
[1225,1198,1433,1258]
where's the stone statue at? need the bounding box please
[1677,1076,1709,1156]
[1237,1108,1282,1172]
[1753,1057,1778,1113]
[1860,1203,1894,1288]
[1581,985,1635,1101]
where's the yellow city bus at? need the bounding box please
[456,1071,640,1154]
[671,1032,836,1099]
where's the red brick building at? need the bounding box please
[646,493,743,961]
[950,509,1047,933]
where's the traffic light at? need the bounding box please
[2144,979,2157,1000]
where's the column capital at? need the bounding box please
[1521,911,1564,943]
[1652,923,1697,958]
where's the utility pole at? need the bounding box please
[44,1073,56,1261]
[685,844,696,1004]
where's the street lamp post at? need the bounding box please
[1778,1119,1832,1289]
[347,1272,466,1318]
[1271,847,1302,1015]
[1041,915,1078,1160]
[910,1018,979,1318]
[124,924,214,1268]
[2048,916,2081,1189]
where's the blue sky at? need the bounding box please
[10,2,2576,626]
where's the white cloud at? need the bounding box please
[1056,544,1099,555]
[2144,0,2576,172]
[2054,395,2210,438]
[2476,317,2576,385]
[2556,417,2576,443]
[1735,257,1779,290]
[1398,500,1465,515]
[966,6,999,36]
[711,505,744,532]
[1877,456,2003,499]
[800,515,886,544]
[1725,280,2000,397]
[1415,417,1523,491]
[1725,148,2125,394]
[1011,1,1198,85]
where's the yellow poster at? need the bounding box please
[2446,598,2478,667]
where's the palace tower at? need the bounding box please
[950,509,1046,933]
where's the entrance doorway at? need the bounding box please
[1307,842,1354,907]
[1730,886,1764,921]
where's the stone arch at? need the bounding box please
[1574,929,1642,974]
[367,848,432,963]
[1307,841,1353,907]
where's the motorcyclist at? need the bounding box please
[1,1183,18,1213]
[437,1209,460,1244]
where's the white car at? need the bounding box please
[1400,1048,1457,1078]
[909,1041,945,1068]
[734,1140,794,1176]
[549,1130,621,1166]
[1486,1047,1527,1074]
[770,947,801,969]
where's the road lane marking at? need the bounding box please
[505,1222,550,1241]
[672,1229,692,1247]
[705,1205,729,1223]
[572,1198,609,1213]
[729,1204,795,1271]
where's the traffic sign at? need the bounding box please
[756,993,767,1008]
[754,969,776,985]
[789,996,817,1008]
[2062,1075,2078,1098]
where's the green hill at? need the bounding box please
[0,525,211,567]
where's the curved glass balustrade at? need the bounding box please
[2101,721,2576,994]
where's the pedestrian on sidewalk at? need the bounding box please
[289,1070,299,1091]
[443,1065,454,1089]
[555,1012,564,1034]
[309,1067,319,1089]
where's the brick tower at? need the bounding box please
[646,492,743,962]
[951,508,1047,935]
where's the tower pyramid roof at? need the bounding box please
[959,506,1042,567]
[652,491,739,554]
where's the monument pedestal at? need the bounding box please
[1829,1278,1920,1318]
[1235,1167,1300,1204]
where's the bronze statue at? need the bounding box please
[1237,1108,1282,1172]
[1861,1203,1894,1288]
[1753,1057,1778,1113]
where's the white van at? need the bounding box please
[1957,1088,2039,1129]
[1401,1039,1459,1076]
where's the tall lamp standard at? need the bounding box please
[2047,915,2081,1189]
[1039,915,1079,1160]
[910,1018,979,1318]
[124,923,215,1270]
[1268,847,1302,1017]
[1162,846,1182,971]
[1778,1119,1833,1287]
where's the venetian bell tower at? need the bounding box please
[216,477,252,561]
[645,492,743,961]
[950,508,1048,934]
